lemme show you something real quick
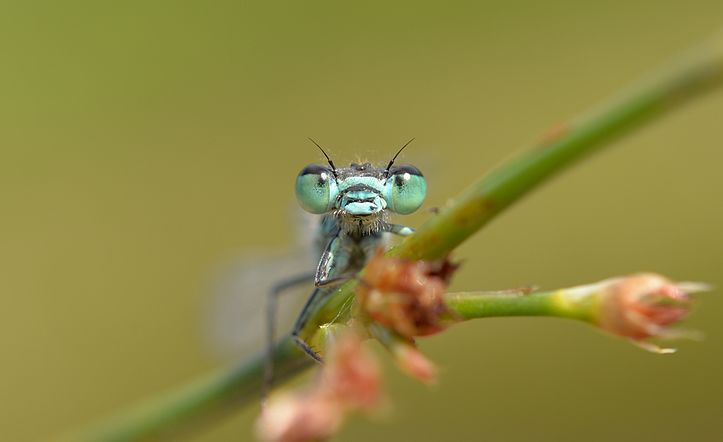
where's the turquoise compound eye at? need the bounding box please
[295,164,336,214]
[387,165,426,214]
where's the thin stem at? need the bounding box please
[70,33,723,441]
[64,339,312,442]
[445,290,595,322]
[393,35,723,261]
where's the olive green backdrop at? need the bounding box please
[1,1,722,441]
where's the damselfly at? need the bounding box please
[263,138,427,395]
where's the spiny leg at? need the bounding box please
[311,231,359,288]
[314,233,351,287]
[292,334,323,363]
[290,287,334,364]
[314,274,357,288]
[289,229,359,359]
[264,273,314,402]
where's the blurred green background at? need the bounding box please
[1,1,722,441]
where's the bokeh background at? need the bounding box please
[2,1,722,441]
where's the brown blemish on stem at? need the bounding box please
[539,122,572,146]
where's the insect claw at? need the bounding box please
[292,334,324,364]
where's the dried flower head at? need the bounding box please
[591,273,708,353]
[256,331,382,442]
[357,250,458,338]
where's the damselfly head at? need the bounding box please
[295,141,427,217]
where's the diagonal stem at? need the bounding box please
[393,35,723,261]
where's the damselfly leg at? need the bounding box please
[263,273,315,401]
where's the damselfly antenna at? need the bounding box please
[384,137,415,176]
[307,138,337,177]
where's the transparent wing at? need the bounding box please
[202,209,319,361]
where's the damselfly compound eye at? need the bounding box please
[385,165,426,214]
[295,164,338,214]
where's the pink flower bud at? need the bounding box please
[256,393,342,442]
[256,332,382,442]
[393,344,437,384]
[595,273,707,351]
[323,331,382,410]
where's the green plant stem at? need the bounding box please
[66,339,310,442]
[72,33,723,441]
[445,290,595,322]
[393,37,723,261]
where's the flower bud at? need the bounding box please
[392,343,437,384]
[256,331,382,442]
[584,273,708,352]
[256,393,341,442]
